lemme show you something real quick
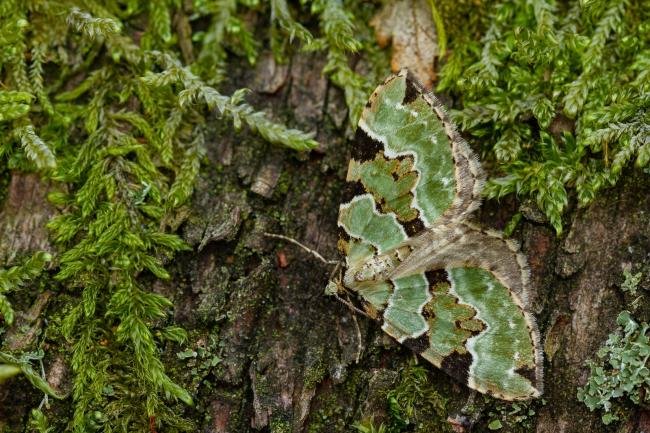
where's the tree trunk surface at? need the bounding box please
[1,52,649,433]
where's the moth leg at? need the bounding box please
[342,291,364,363]
[327,261,342,283]
[330,280,368,363]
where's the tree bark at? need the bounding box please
[1,51,649,433]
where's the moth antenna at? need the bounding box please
[269,235,366,361]
[263,232,339,265]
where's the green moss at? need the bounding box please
[347,361,452,433]
[353,419,389,433]
[0,252,51,328]
[270,417,292,433]
[303,350,328,390]
[383,362,451,433]
[307,393,350,433]
[1,0,648,431]
[438,0,650,234]
[274,170,292,197]
[0,0,350,430]
[484,398,542,432]
[306,369,368,433]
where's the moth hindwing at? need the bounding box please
[333,70,543,401]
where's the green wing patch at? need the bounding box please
[421,276,485,364]
[352,70,485,235]
[448,267,541,400]
[347,153,419,223]
[334,70,543,402]
[381,273,431,341]
[338,194,407,255]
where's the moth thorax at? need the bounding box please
[346,256,397,288]
[356,255,393,281]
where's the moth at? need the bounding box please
[328,70,543,401]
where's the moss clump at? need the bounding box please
[303,348,328,390]
[270,417,292,433]
[354,361,451,433]
[0,1,380,430]
[307,369,369,433]
[484,398,542,432]
[385,362,451,433]
[0,252,50,327]
[438,0,650,234]
[307,392,352,433]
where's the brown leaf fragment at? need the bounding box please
[276,250,289,268]
[46,355,69,396]
[370,0,438,88]
[447,416,469,433]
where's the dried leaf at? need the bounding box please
[370,0,438,88]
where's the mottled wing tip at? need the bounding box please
[395,69,487,223]
[397,68,426,89]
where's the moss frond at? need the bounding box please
[0,251,51,325]
[438,0,649,233]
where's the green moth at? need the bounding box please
[331,70,543,401]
